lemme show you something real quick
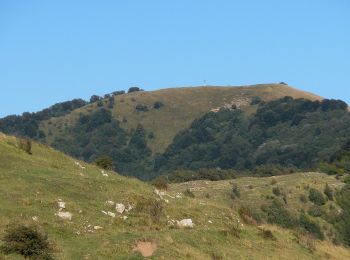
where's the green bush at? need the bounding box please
[184,188,195,198]
[0,225,52,259]
[94,156,113,170]
[308,188,326,206]
[231,183,240,199]
[17,138,32,154]
[152,175,168,190]
[324,184,334,201]
[272,187,281,196]
[262,200,296,228]
[299,214,324,240]
[299,194,308,203]
[307,205,324,217]
[260,229,276,240]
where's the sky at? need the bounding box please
[0,0,349,117]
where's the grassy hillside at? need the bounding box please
[40,84,321,154]
[1,133,350,259]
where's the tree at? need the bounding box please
[94,156,113,170]
[128,87,142,93]
[0,224,52,259]
[89,95,101,103]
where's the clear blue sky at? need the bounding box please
[1,0,349,117]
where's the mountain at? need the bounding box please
[1,83,328,179]
[1,133,350,259]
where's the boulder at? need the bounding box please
[177,219,194,228]
[116,203,125,214]
[56,211,73,221]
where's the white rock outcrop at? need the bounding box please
[56,211,73,221]
[107,211,116,218]
[177,219,194,228]
[116,203,125,214]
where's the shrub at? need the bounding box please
[231,183,240,199]
[272,187,281,196]
[260,229,276,240]
[324,184,334,201]
[149,199,163,224]
[153,101,164,109]
[94,156,113,170]
[299,194,308,203]
[270,177,277,185]
[294,231,316,253]
[308,188,326,206]
[238,206,257,225]
[135,104,148,112]
[0,224,52,259]
[251,96,262,105]
[17,138,32,154]
[152,176,168,190]
[184,188,195,198]
[263,199,296,228]
[299,214,324,240]
[307,205,324,217]
[128,87,142,93]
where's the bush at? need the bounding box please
[17,138,32,154]
[94,156,113,170]
[307,205,324,217]
[149,199,163,224]
[238,206,258,225]
[260,229,276,240]
[299,194,308,203]
[0,224,52,259]
[324,184,334,201]
[262,199,296,228]
[308,188,326,206]
[184,188,195,198]
[231,183,240,199]
[272,187,281,196]
[299,214,324,240]
[135,104,149,112]
[152,176,168,190]
[270,177,277,185]
[128,87,142,93]
[153,101,164,109]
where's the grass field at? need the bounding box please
[40,84,322,154]
[1,133,349,259]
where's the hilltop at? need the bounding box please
[40,83,321,154]
[1,133,350,259]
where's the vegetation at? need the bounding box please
[0,224,52,259]
[156,97,350,176]
[17,138,32,154]
[1,135,350,258]
[94,155,113,170]
[308,188,326,206]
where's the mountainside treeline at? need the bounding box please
[155,97,350,176]
[1,93,349,181]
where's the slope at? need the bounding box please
[40,83,322,154]
[1,133,349,259]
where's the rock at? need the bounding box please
[32,216,38,222]
[177,219,194,228]
[208,220,213,224]
[58,201,66,209]
[101,210,108,215]
[121,216,128,220]
[94,226,103,230]
[125,203,134,212]
[106,200,115,206]
[107,211,115,218]
[115,203,125,214]
[56,211,73,221]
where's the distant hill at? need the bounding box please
[1,133,350,259]
[1,83,341,180]
[40,83,322,154]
